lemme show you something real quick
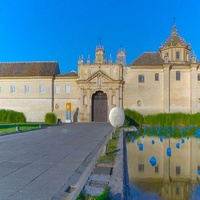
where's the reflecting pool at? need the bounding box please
[126,131,200,200]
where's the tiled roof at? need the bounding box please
[130,52,163,66]
[58,71,78,77]
[160,25,189,48]
[0,61,60,77]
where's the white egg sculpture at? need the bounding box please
[109,107,125,128]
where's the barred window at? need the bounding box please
[176,71,181,81]
[155,73,159,81]
[39,85,45,93]
[176,51,180,60]
[138,75,145,83]
[24,85,30,93]
[10,85,15,94]
[197,74,200,81]
[138,164,144,172]
[176,166,181,175]
[55,86,60,94]
[65,86,71,94]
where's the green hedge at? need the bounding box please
[124,109,200,127]
[124,108,144,127]
[144,112,200,126]
[44,113,57,124]
[0,109,26,123]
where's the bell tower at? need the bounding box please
[95,43,105,64]
[116,47,126,66]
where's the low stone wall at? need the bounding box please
[109,129,130,199]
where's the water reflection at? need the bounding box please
[127,136,200,200]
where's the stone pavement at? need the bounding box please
[0,122,113,200]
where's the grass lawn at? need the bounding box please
[0,123,49,135]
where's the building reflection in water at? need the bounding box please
[127,136,200,200]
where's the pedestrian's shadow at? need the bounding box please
[73,107,79,122]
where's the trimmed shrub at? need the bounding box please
[144,112,197,126]
[0,109,26,123]
[124,108,144,127]
[45,113,57,124]
[123,109,200,127]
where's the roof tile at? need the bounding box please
[130,52,163,66]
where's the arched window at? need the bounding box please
[155,73,159,81]
[138,75,145,83]
[176,51,180,60]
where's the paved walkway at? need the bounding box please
[0,123,113,200]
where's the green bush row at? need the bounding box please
[124,109,200,127]
[124,108,144,127]
[0,109,26,123]
[44,113,57,124]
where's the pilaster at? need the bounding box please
[190,64,198,113]
[163,64,171,113]
[190,137,197,181]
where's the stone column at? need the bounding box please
[163,64,171,113]
[163,138,170,181]
[119,84,123,108]
[190,137,197,181]
[116,88,120,107]
[86,88,91,121]
[190,64,198,113]
[79,88,84,122]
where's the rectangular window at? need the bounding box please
[155,73,159,81]
[198,74,200,81]
[24,85,30,93]
[65,86,70,94]
[176,51,180,60]
[176,187,180,195]
[176,71,181,81]
[55,86,60,94]
[10,85,15,94]
[155,166,159,173]
[176,166,181,175]
[39,85,45,93]
[138,75,145,83]
[138,164,144,172]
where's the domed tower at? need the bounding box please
[95,44,105,64]
[159,24,191,63]
[116,47,126,66]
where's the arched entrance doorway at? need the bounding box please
[92,91,107,122]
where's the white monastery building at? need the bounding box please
[0,25,199,122]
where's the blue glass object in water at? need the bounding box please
[181,138,185,143]
[131,136,134,143]
[166,147,171,157]
[176,143,180,149]
[149,156,157,167]
[151,140,155,145]
[138,143,143,151]
[160,136,163,143]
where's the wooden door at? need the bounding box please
[92,91,107,122]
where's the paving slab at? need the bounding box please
[0,122,113,200]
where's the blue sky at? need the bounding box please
[0,0,200,73]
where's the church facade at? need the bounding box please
[0,25,199,122]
